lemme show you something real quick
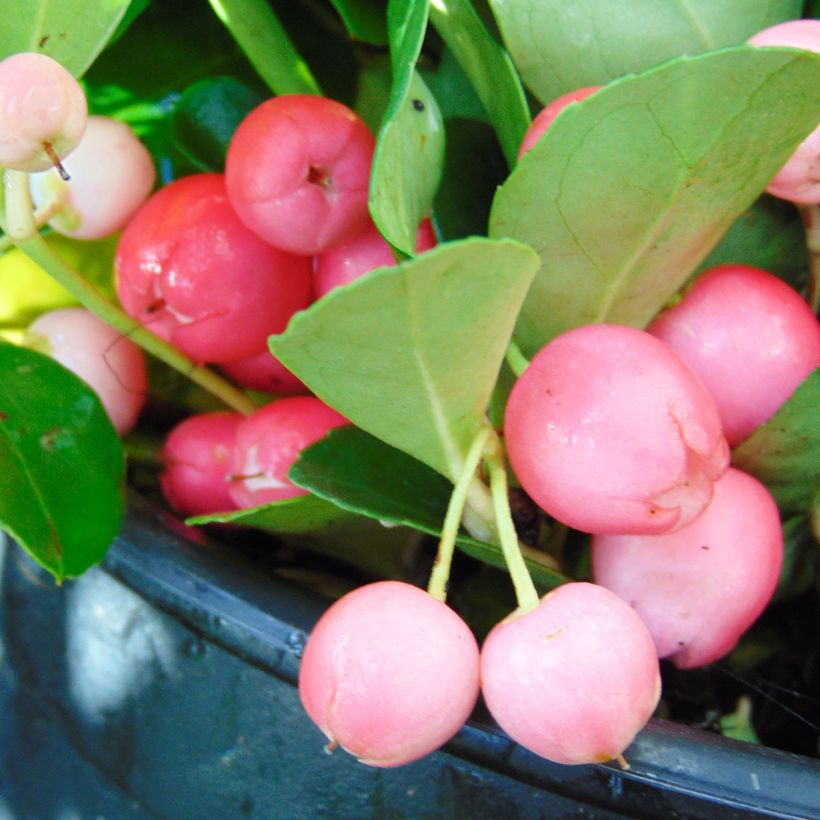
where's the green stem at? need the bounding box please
[484,431,540,612]
[427,425,492,602]
[505,338,529,378]
[800,204,820,313]
[208,0,322,96]
[1,170,256,416]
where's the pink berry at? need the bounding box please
[504,324,729,535]
[747,20,820,204]
[314,217,436,298]
[0,52,87,173]
[26,307,147,434]
[647,264,820,445]
[299,580,480,767]
[229,397,348,508]
[30,115,156,240]
[220,349,308,395]
[225,95,375,255]
[592,468,783,669]
[517,86,601,160]
[115,174,312,363]
[480,583,661,765]
[160,412,243,517]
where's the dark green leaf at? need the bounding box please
[488,0,803,104]
[0,343,125,581]
[0,0,134,77]
[774,515,816,602]
[329,0,388,45]
[291,426,567,588]
[270,237,539,482]
[422,49,487,122]
[206,0,321,95]
[490,48,820,356]
[171,77,264,172]
[732,370,820,514]
[429,0,530,167]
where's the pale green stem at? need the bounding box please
[427,426,492,602]
[505,338,529,378]
[0,187,67,253]
[800,204,820,313]
[1,169,256,416]
[485,432,540,612]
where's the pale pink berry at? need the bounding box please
[225,95,375,255]
[314,218,436,298]
[160,412,243,517]
[0,52,87,173]
[221,349,308,395]
[647,264,820,445]
[229,397,348,508]
[26,307,146,434]
[30,115,156,240]
[592,468,783,669]
[299,580,480,767]
[518,86,601,160]
[115,174,312,363]
[747,20,820,204]
[480,582,661,765]
[504,324,729,535]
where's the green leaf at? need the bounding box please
[171,76,264,172]
[369,0,443,255]
[489,48,820,356]
[0,0,134,77]
[207,0,322,95]
[329,0,388,45]
[697,195,808,292]
[270,237,539,481]
[429,0,530,167]
[488,0,803,105]
[188,492,412,579]
[291,427,567,589]
[732,370,820,515]
[0,343,125,581]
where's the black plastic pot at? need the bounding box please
[0,495,818,819]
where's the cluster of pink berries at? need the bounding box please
[0,16,818,775]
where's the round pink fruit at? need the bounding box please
[748,20,820,204]
[115,174,312,363]
[30,115,156,240]
[480,582,661,765]
[504,324,729,535]
[518,86,600,160]
[592,468,783,669]
[160,412,243,517]
[314,217,436,298]
[226,95,375,255]
[299,580,480,767]
[220,349,308,395]
[647,264,820,445]
[0,52,87,173]
[26,307,147,435]
[229,396,348,508]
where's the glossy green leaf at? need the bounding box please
[291,426,567,589]
[329,0,388,45]
[369,0,443,255]
[429,0,530,167]
[488,0,803,104]
[0,0,134,77]
[271,237,539,481]
[732,370,820,514]
[171,76,263,172]
[188,493,411,579]
[490,48,820,356]
[698,195,807,292]
[0,343,125,581]
[207,0,321,95]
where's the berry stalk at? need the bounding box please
[0,169,257,416]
